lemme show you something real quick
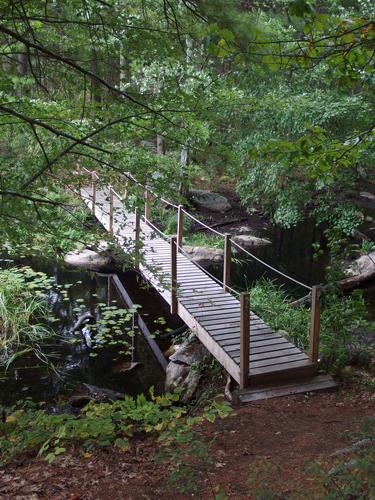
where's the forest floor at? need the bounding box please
[1,369,374,500]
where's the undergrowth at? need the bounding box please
[183,232,224,249]
[250,279,373,373]
[0,389,231,494]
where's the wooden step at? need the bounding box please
[233,374,337,405]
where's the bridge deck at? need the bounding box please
[81,186,316,385]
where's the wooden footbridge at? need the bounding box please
[79,169,336,402]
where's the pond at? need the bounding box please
[0,258,183,407]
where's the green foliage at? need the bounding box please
[250,279,373,372]
[250,279,311,349]
[0,389,231,489]
[0,266,55,368]
[183,232,224,249]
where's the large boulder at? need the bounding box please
[165,334,211,403]
[233,234,271,248]
[64,248,115,272]
[64,241,123,272]
[183,245,224,267]
[190,188,231,213]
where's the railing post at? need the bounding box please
[177,205,184,252]
[91,171,97,217]
[309,286,320,363]
[124,178,129,200]
[144,187,151,221]
[223,233,231,291]
[109,185,114,235]
[240,292,250,389]
[134,208,141,269]
[170,236,178,315]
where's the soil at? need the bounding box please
[1,372,374,499]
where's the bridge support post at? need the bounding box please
[223,234,231,291]
[309,285,320,363]
[240,292,250,389]
[177,205,184,251]
[144,188,151,221]
[171,236,178,315]
[91,171,97,217]
[109,185,114,235]
[124,178,129,200]
[134,208,141,269]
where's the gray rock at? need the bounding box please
[347,251,375,276]
[233,234,271,248]
[183,245,224,267]
[64,247,115,272]
[165,334,211,403]
[190,188,231,213]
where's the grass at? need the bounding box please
[0,267,54,368]
[183,232,224,249]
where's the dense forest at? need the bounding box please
[0,1,374,497]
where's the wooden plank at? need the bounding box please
[237,375,337,404]
[219,337,290,349]
[193,307,243,319]
[185,298,241,311]
[249,359,313,377]
[207,321,270,334]
[235,352,308,368]
[204,318,264,330]
[227,345,301,361]
[180,292,237,303]
[178,285,229,294]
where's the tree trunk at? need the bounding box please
[156,134,164,155]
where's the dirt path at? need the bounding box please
[1,375,374,500]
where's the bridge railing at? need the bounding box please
[80,167,321,387]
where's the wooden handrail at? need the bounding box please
[309,285,320,363]
[223,233,231,291]
[240,292,250,389]
[171,236,177,314]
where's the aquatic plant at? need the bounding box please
[0,266,54,368]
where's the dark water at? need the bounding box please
[0,259,181,407]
